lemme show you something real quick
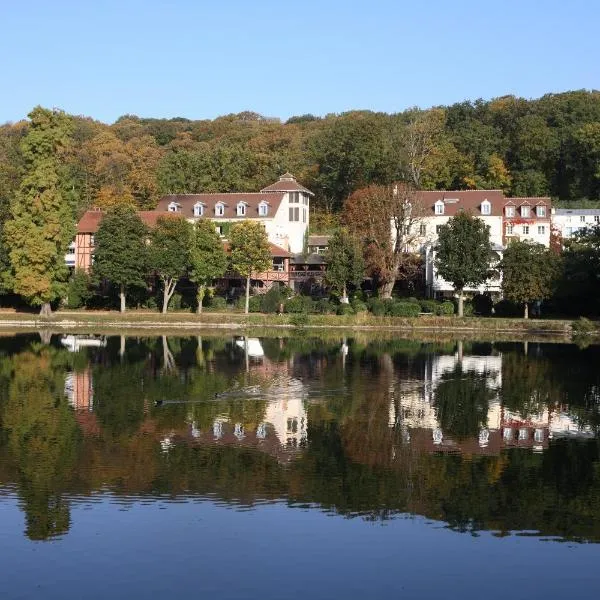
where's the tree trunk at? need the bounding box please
[457,290,464,317]
[245,275,250,314]
[524,303,529,319]
[380,278,395,300]
[40,302,52,318]
[119,285,126,313]
[341,283,349,304]
[196,284,205,315]
[162,278,176,314]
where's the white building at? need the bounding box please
[155,173,312,254]
[552,208,600,240]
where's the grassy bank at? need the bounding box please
[0,308,595,341]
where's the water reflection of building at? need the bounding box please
[388,350,592,456]
[65,369,93,411]
[60,335,106,352]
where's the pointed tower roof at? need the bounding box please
[260,173,314,195]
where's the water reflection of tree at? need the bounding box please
[433,367,495,439]
[1,346,80,540]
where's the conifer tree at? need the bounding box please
[4,107,74,316]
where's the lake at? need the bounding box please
[0,332,599,599]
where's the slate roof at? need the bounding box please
[77,210,166,233]
[260,173,314,195]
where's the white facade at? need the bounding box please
[552,208,600,240]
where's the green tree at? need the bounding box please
[501,240,560,318]
[435,212,495,317]
[148,215,193,314]
[92,205,149,312]
[229,221,272,314]
[324,228,365,302]
[189,219,228,314]
[4,107,74,316]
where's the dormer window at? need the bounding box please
[258,202,268,217]
[521,205,531,218]
[434,200,444,215]
[193,202,204,217]
[168,201,180,213]
[236,202,247,217]
[536,205,546,217]
[505,205,515,218]
[215,202,225,217]
[481,200,491,215]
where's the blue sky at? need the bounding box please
[2,0,598,123]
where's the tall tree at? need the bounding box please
[501,240,560,318]
[3,107,74,316]
[435,212,495,317]
[344,183,425,298]
[229,221,271,314]
[324,228,365,302]
[189,219,228,314]
[92,206,149,312]
[148,215,193,314]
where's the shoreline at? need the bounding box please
[0,310,593,342]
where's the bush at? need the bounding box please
[494,299,520,317]
[285,295,313,313]
[169,292,183,310]
[289,312,309,327]
[261,286,285,313]
[208,296,227,310]
[572,317,596,335]
[248,296,262,312]
[387,301,420,317]
[472,293,493,316]
[405,297,420,304]
[314,298,336,314]
[419,299,437,314]
[435,301,455,316]
[367,297,386,316]
[351,298,368,313]
[462,301,474,317]
[66,269,92,309]
[336,304,355,316]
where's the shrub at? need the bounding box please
[66,269,92,309]
[351,298,368,313]
[314,298,336,314]
[290,312,309,327]
[248,296,262,312]
[494,299,520,317]
[336,303,355,316]
[209,296,227,310]
[387,301,420,317]
[405,297,420,304]
[261,286,286,313]
[472,293,493,317]
[169,292,183,310]
[435,301,455,316]
[367,297,386,316]
[419,299,438,314]
[462,301,474,317]
[572,317,596,335]
[285,295,312,313]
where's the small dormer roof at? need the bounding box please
[260,173,314,195]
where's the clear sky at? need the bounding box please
[2,0,598,124]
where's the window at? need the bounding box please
[435,201,444,215]
[521,205,530,218]
[419,224,427,236]
[538,225,546,235]
[580,215,586,223]
[537,205,546,217]
[595,215,600,224]
[90,235,95,246]
[168,202,180,212]
[303,208,307,223]
[436,225,443,234]
[481,200,491,215]
[236,202,246,216]
[289,206,300,222]
[302,194,309,205]
[519,428,529,441]
[193,203,204,217]
[505,205,515,217]
[506,224,514,235]
[289,192,300,203]
[403,226,410,235]
[258,202,268,216]
[566,227,573,236]
[534,428,544,443]
[272,258,285,272]
[215,203,224,216]
[522,225,530,235]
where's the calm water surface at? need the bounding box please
[1,333,599,599]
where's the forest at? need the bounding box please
[1,89,600,227]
